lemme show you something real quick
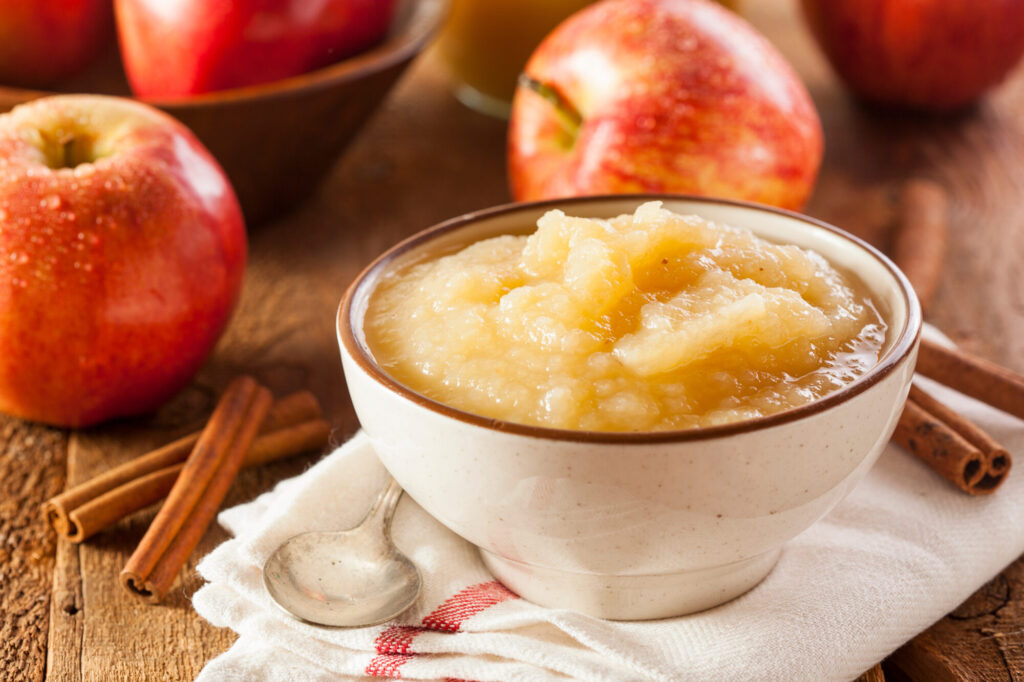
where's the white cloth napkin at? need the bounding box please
[193,329,1024,682]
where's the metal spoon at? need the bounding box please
[262,476,421,627]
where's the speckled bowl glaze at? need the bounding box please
[338,195,921,620]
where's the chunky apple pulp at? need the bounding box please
[364,202,886,431]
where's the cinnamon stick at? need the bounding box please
[69,466,181,545]
[916,338,1024,422]
[121,376,272,604]
[43,391,320,539]
[59,418,330,543]
[140,387,273,603]
[892,178,948,313]
[908,385,1011,485]
[894,398,987,494]
[241,419,331,468]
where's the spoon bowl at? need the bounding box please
[263,477,421,627]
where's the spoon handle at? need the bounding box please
[362,475,404,535]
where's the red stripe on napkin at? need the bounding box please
[365,653,413,677]
[373,625,422,654]
[422,580,517,632]
[365,581,518,678]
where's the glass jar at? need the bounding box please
[435,0,597,118]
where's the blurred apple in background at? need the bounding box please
[508,0,823,211]
[116,0,399,97]
[801,0,1024,111]
[0,95,246,427]
[0,0,112,88]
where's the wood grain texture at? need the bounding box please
[891,559,1024,681]
[45,538,82,682]
[0,0,1017,679]
[0,417,67,682]
[858,664,887,682]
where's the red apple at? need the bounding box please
[115,0,399,97]
[508,0,824,211]
[0,95,246,427]
[801,0,1024,111]
[0,0,112,88]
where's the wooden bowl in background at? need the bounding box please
[0,0,448,224]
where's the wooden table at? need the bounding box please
[3,1,1023,680]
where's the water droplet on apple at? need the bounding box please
[41,195,63,211]
[82,263,93,273]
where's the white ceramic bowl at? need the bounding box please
[338,195,921,620]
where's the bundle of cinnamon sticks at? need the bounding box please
[891,179,1019,495]
[895,339,1019,494]
[42,377,331,604]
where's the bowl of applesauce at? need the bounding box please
[338,195,921,620]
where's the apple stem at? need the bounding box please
[61,135,75,168]
[43,132,91,169]
[519,73,582,142]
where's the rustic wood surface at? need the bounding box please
[0,1,1022,680]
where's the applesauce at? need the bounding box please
[364,202,886,431]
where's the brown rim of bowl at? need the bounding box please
[339,193,923,444]
[0,0,448,107]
